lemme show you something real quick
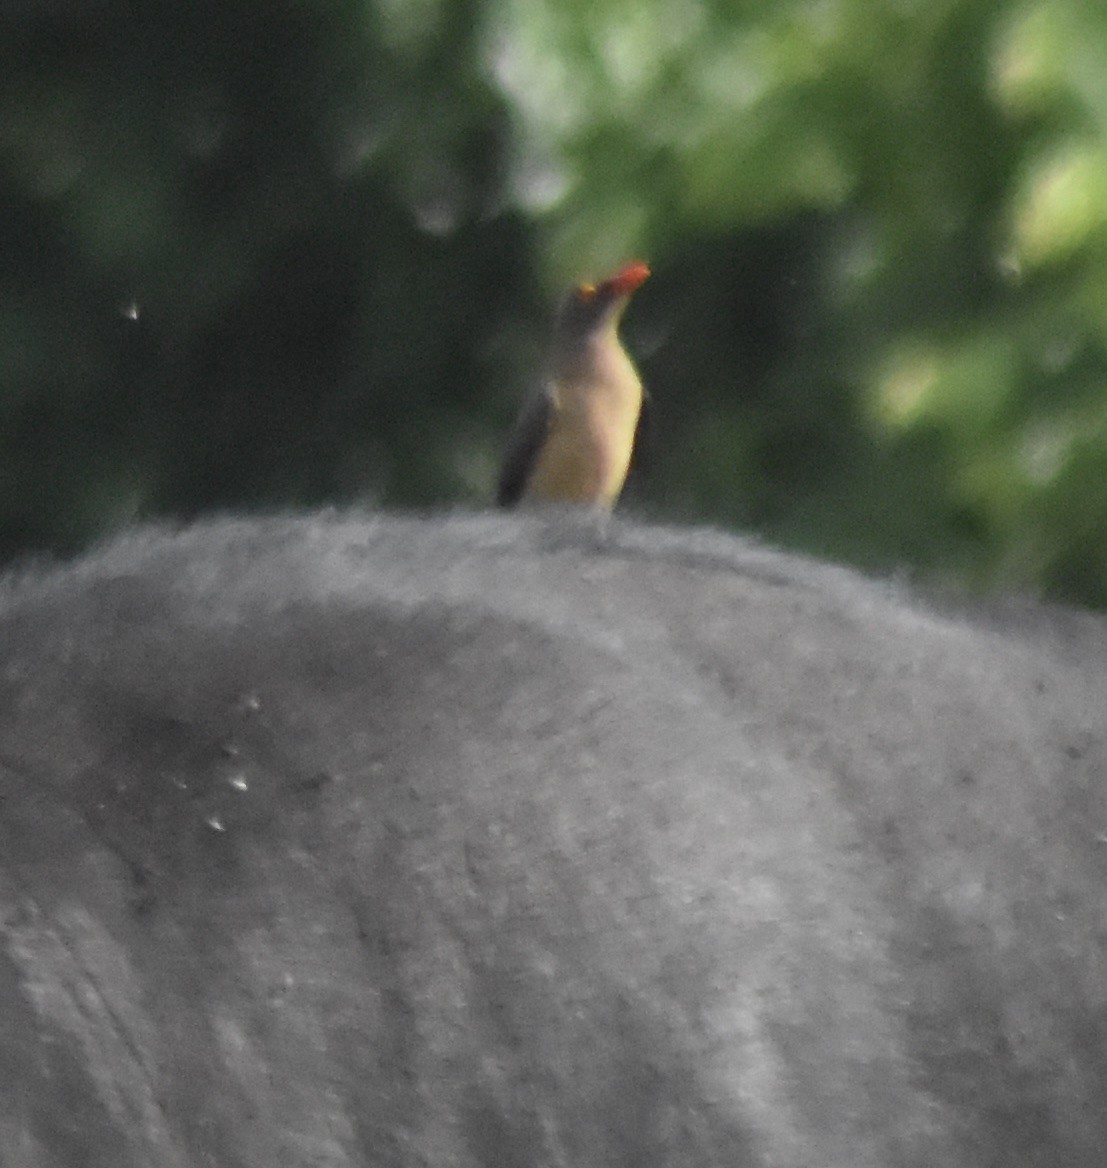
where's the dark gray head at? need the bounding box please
[552,261,651,346]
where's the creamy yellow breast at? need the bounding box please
[524,337,643,507]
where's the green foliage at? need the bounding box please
[2,0,1107,605]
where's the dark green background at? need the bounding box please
[5,0,1107,606]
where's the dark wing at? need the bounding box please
[496,383,555,508]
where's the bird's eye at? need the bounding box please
[577,283,597,301]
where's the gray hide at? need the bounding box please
[1,511,1105,1167]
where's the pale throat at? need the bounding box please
[555,323,642,416]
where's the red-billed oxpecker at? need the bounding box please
[497,261,650,509]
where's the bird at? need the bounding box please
[496,261,650,510]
